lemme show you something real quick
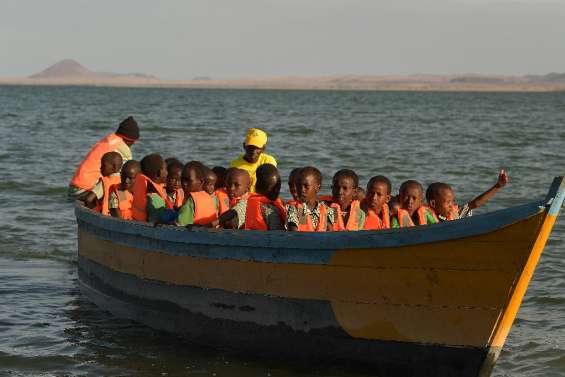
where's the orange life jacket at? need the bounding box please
[287,199,299,206]
[363,203,391,230]
[294,202,329,232]
[189,191,218,225]
[215,188,230,215]
[396,206,437,227]
[110,185,134,220]
[229,192,249,208]
[95,175,122,216]
[132,174,173,222]
[331,200,361,231]
[169,188,185,209]
[70,133,129,191]
[429,206,457,222]
[244,194,287,230]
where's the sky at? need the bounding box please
[1,0,565,79]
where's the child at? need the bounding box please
[287,167,334,232]
[361,175,392,230]
[132,153,173,222]
[392,180,437,228]
[428,170,509,221]
[388,195,400,221]
[166,160,185,210]
[212,166,227,190]
[330,169,366,231]
[204,168,217,195]
[84,151,123,216]
[219,164,286,230]
[109,160,140,220]
[287,167,302,206]
[176,162,219,227]
[225,168,251,207]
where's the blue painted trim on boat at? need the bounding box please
[546,177,565,216]
[76,199,545,265]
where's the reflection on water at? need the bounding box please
[1,86,564,376]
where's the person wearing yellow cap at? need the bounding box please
[229,128,277,192]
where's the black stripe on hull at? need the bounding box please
[78,257,493,377]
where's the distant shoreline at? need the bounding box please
[1,77,565,92]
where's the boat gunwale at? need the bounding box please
[75,199,547,252]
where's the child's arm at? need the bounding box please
[219,209,239,229]
[468,170,508,210]
[108,192,121,218]
[84,191,97,209]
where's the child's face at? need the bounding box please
[297,173,320,203]
[155,162,168,184]
[400,185,423,214]
[204,173,217,195]
[366,182,391,212]
[289,179,299,201]
[433,187,456,217]
[226,174,249,200]
[121,166,139,192]
[166,168,182,193]
[181,168,203,193]
[100,159,116,177]
[332,177,356,209]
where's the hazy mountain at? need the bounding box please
[30,59,95,79]
[29,59,158,81]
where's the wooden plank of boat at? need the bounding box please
[76,176,565,377]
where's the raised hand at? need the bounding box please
[496,169,508,188]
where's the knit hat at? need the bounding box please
[116,116,140,141]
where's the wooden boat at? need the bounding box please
[76,177,565,377]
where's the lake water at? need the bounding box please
[1,85,564,376]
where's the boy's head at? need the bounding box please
[212,166,227,189]
[366,175,392,212]
[181,161,207,193]
[296,167,322,204]
[225,168,250,200]
[165,157,183,167]
[332,169,359,209]
[242,128,268,163]
[255,164,281,201]
[399,180,424,214]
[288,167,303,201]
[425,182,442,204]
[166,160,183,194]
[389,195,400,215]
[427,182,455,218]
[204,168,217,195]
[101,152,123,177]
[120,160,141,192]
[140,153,167,184]
[116,116,140,147]
[355,187,366,202]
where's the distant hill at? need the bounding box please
[526,72,565,83]
[0,59,561,91]
[28,59,159,82]
[449,75,507,84]
[30,59,95,79]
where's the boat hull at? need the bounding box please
[76,177,565,377]
[78,255,489,377]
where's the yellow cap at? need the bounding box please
[244,128,268,148]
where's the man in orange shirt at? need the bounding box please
[68,116,139,199]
